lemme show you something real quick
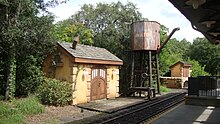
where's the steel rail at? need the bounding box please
[90,92,186,124]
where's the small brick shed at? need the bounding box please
[161,61,192,88]
[43,42,123,104]
[170,61,192,77]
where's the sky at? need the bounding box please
[48,0,204,42]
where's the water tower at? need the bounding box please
[128,20,179,99]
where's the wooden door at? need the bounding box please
[91,67,107,101]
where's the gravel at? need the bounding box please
[25,105,99,124]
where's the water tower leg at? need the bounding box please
[148,51,152,87]
[148,51,152,99]
[140,52,143,87]
[130,52,135,88]
[156,54,161,94]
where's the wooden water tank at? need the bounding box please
[131,21,160,51]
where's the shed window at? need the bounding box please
[92,69,98,79]
[54,51,62,64]
[91,68,106,79]
[100,69,105,78]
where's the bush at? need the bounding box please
[19,66,44,95]
[13,95,45,115]
[37,78,72,106]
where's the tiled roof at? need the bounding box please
[58,42,122,62]
[170,61,192,68]
[179,61,191,66]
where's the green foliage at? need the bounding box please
[0,95,3,100]
[159,38,191,75]
[7,53,16,100]
[13,95,45,115]
[160,25,169,44]
[54,20,94,45]
[72,1,142,56]
[0,95,45,124]
[37,78,72,106]
[0,102,24,124]
[186,37,220,75]
[0,0,59,99]
[185,59,209,77]
[159,36,216,77]
[160,85,171,93]
[0,60,4,96]
[159,36,215,77]
[16,55,44,96]
[159,25,192,76]
[153,84,171,93]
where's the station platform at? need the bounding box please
[77,97,146,113]
[77,89,187,114]
[151,104,220,124]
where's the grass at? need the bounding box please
[13,95,45,115]
[0,102,24,124]
[160,85,171,92]
[152,84,171,93]
[0,95,45,124]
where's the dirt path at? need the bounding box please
[25,105,99,124]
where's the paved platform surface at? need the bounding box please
[152,104,220,124]
[77,97,146,113]
[77,89,187,114]
[61,97,148,123]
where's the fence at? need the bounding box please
[188,76,220,97]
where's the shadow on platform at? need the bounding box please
[152,104,220,124]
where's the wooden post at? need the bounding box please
[140,52,143,87]
[148,51,152,87]
[156,54,161,94]
[141,53,146,87]
[148,51,152,99]
[130,52,135,88]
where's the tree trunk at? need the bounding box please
[5,46,16,100]
[4,1,21,100]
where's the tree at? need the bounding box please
[53,19,94,45]
[0,0,65,99]
[186,37,220,75]
[159,27,191,76]
[71,1,142,56]
[186,59,209,77]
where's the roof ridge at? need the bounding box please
[59,42,106,50]
[79,44,106,50]
[57,41,122,63]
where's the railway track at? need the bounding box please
[89,92,186,124]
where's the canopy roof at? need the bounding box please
[169,0,220,44]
